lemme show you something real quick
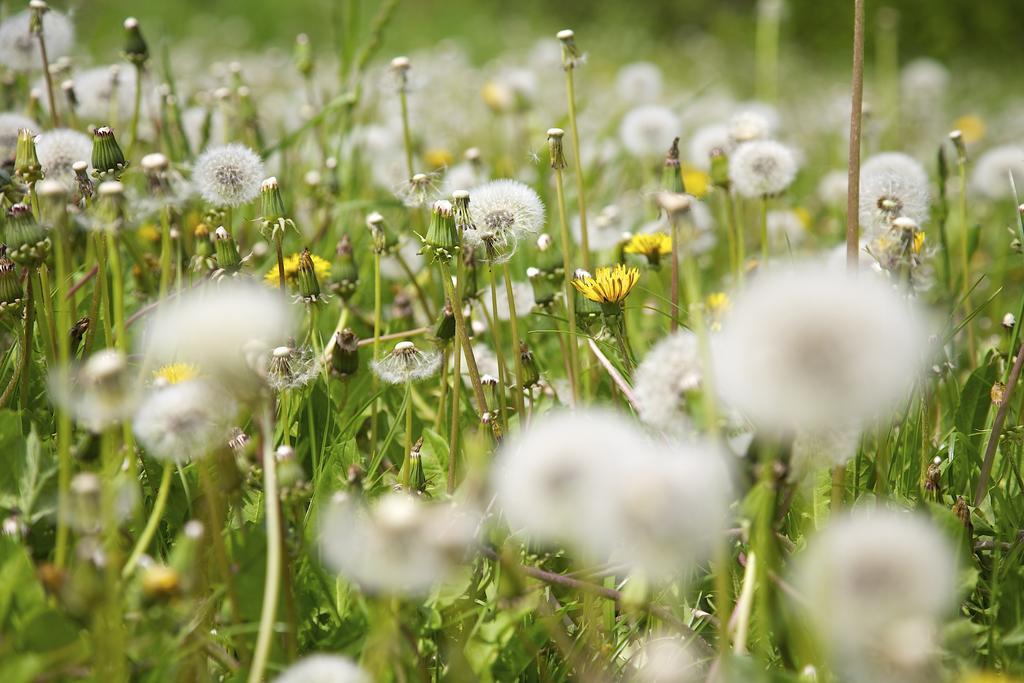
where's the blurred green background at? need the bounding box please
[68,0,1022,71]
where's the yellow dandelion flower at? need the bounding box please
[954,114,986,144]
[572,264,641,305]
[794,206,812,229]
[138,223,161,243]
[265,252,331,287]
[154,362,200,385]
[681,165,710,198]
[424,148,453,170]
[913,230,926,254]
[624,232,672,265]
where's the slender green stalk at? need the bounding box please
[485,259,509,431]
[108,234,127,350]
[98,429,126,680]
[127,64,144,158]
[501,263,527,421]
[158,206,173,298]
[122,461,174,577]
[35,30,59,127]
[563,68,591,271]
[400,382,413,488]
[371,251,382,457]
[552,167,581,405]
[274,233,286,294]
[52,210,73,568]
[438,260,490,424]
[670,214,681,331]
[398,86,414,179]
[755,0,781,103]
[33,268,56,363]
[448,337,463,494]
[680,247,720,437]
[759,195,770,265]
[957,152,976,362]
[249,401,281,683]
[19,275,35,412]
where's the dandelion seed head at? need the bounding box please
[372,341,442,384]
[193,144,264,207]
[0,112,37,160]
[817,169,849,206]
[632,330,701,439]
[615,61,663,104]
[728,139,798,197]
[859,152,930,231]
[134,380,237,463]
[619,104,679,159]
[0,9,73,72]
[466,179,545,260]
[713,260,929,431]
[272,655,369,683]
[971,145,1024,200]
[35,128,91,190]
[266,345,320,392]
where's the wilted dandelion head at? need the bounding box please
[272,655,369,683]
[319,492,479,596]
[615,61,663,103]
[466,179,545,260]
[619,104,680,159]
[36,128,91,190]
[372,341,441,384]
[728,139,798,197]
[859,152,930,231]
[266,344,320,392]
[713,260,929,431]
[142,280,297,397]
[632,330,701,439]
[133,380,237,463]
[0,112,37,160]
[192,143,264,207]
[970,145,1024,200]
[0,9,74,72]
[794,508,957,682]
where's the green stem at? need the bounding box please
[759,195,770,265]
[122,461,174,577]
[400,382,413,489]
[564,67,591,271]
[108,234,127,350]
[553,168,581,406]
[19,275,35,413]
[438,260,490,425]
[52,210,72,568]
[485,259,509,431]
[670,213,680,332]
[398,87,414,179]
[275,233,286,294]
[36,32,59,127]
[371,251,382,459]
[128,64,144,159]
[501,262,527,421]
[249,401,281,683]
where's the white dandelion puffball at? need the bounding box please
[50,349,140,433]
[69,65,140,128]
[134,381,237,463]
[713,261,929,431]
[728,105,778,143]
[466,179,545,259]
[0,9,74,72]
[142,281,297,395]
[36,128,92,189]
[859,151,930,230]
[900,58,950,106]
[616,62,663,104]
[767,209,808,247]
[629,635,702,683]
[272,654,369,683]
[688,123,731,169]
[0,112,37,160]
[817,169,848,206]
[633,330,701,439]
[372,341,442,384]
[794,508,957,679]
[790,423,862,481]
[192,143,264,207]
[619,104,680,159]
[606,441,732,581]
[970,145,1024,200]
[319,493,479,596]
[492,409,638,554]
[728,139,798,197]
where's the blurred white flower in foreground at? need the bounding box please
[134,380,237,463]
[713,260,928,432]
[628,635,702,683]
[794,508,957,683]
[50,349,139,433]
[141,280,296,396]
[970,145,1024,201]
[632,330,701,439]
[619,104,679,159]
[319,492,479,596]
[616,62,663,104]
[0,9,73,72]
[272,654,369,683]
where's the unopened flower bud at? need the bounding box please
[213,226,241,271]
[330,328,360,378]
[14,129,41,184]
[122,17,149,66]
[91,127,127,179]
[547,128,566,170]
[422,199,459,261]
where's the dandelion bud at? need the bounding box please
[519,342,540,389]
[662,137,686,193]
[5,202,49,266]
[122,17,149,66]
[329,328,360,378]
[423,199,459,262]
[409,437,427,492]
[435,299,456,342]
[451,189,475,232]
[527,266,558,308]
[213,226,241,271]
[14,129,41,184]
[90,127,127,179]
[1002,312,1015,330]
[0,247,24,316]
[296,247,324,302]
[709,147,730,189]
[258,175,286,222]
[557,29,582,70]
[547,127,566,170]
[72,160,93,201]
[28,0,48,34]
[366,211,388,254]
[330,234,359,301]
[294,33,313,78]
[949,129,966,162]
